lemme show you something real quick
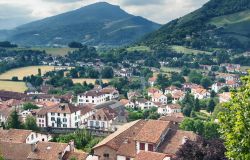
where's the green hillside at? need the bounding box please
[140,0,250,51]
[5,2,161,46]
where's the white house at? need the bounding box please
[87,108,117,131]
[0,129,51,144]
[151,93,168,104]
[219,92,231,103]
[191,88,210,99]
[136,98,155,110]
[77,87,119,105]
[79,105,95,128]
[47,103,81,128]
[148,77,157,87]
[157,104,182,115]
[211,82,226,93]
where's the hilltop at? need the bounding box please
[3,2,161,46]
[140,0,250,51]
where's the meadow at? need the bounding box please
[0,81,27,93]
[72,78,111,84]
[171,45,211,55]
[0,66,55,80]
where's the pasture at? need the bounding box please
[0,81,27,93]
[0,66,55,80]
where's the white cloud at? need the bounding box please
[0,0,209,29]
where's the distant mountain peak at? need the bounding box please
[5,2,161,46]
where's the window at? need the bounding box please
[51,113,55,116]
[64,113,66,117]
[51,117,55,121]
[139,143,145,150]
[148,144,154,151]
[103,154,109,158]
[57,113,60,116]
[63,118,67,122]
[63,124,67,128]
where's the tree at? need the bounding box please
[11,76,18,81]
[38,68,41,76]
[175,138,226,160]
[101,67,114,78]
[7,110,22,129]
[219,74,250,159]
[188,71,202,84]
[24,116,39,131]
[200,77,212,89]
[23,103,39,110]
[207,99,216,112]
[181,66,191,76]
[68,41,83,48]
[156,74,170,90]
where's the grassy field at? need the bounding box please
[72,78,111,84]
[0,81,27,93]
[9,47,76,56]
[126,45,151,52]
[209,10,250,27]
[171,45,211,55]
[0,66,55,80]
[160,67,181,73]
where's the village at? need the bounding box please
[0,59,243,160]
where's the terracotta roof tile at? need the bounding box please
[158,129,198,155]
[134,120,171,144]
[135,151,170,160]
[27,141,68,160]
[0,129,32,143]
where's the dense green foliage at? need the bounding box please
[127,107,160,122]
[53,130,102,152]
[180,118,220,139]
[0,41,17,48]
[23,103,39,110]
[7,110,22,129]
[68,41,83,48]
[219,73,250,159]
[141,0,250,51]
[0,49,46,74]
[24,116,39,131]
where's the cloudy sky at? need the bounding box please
[0,0,209,29]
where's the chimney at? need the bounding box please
[31,143,37,152]
[69,140,75,151]
[182,136,188,144]
[58,152,63,160]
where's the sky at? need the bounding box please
[0,0,209,30]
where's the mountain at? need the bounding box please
[140,0,250,51]
[5,2,161,46]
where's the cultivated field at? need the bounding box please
[0,81,27,93]
[0,66,55,80]
[171,45,211,55]
[72,78,111,84]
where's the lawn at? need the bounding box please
[72,78,111,84]
[0,66,55,80]
[126,45,151,52]
[171,45,211,55]
[0,81,27,93]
